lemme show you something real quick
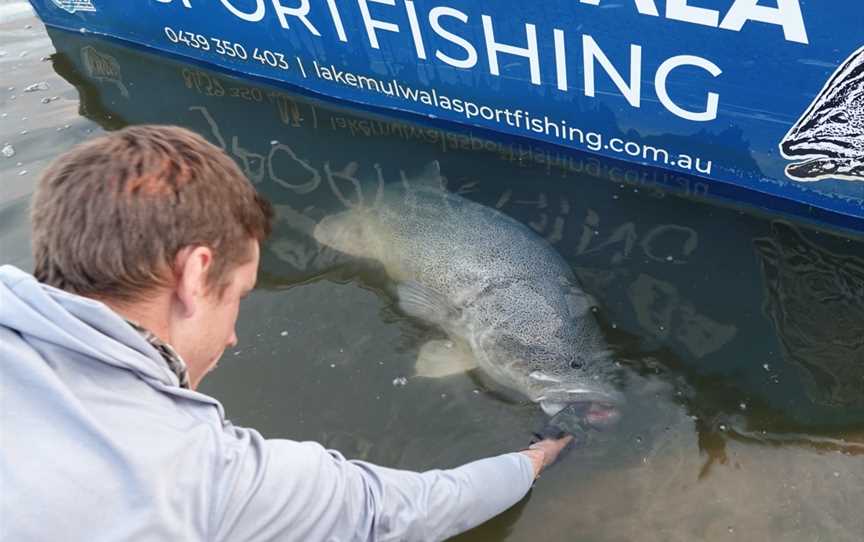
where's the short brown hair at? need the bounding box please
[32,125,273,301]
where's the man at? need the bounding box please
[0,125,571,541]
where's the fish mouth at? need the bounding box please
[537,387,624,411]
[780,135,861,160]
[536,400,622,441]
[780,133,864,181]
[784,157,864,182]
[538,388,624,436]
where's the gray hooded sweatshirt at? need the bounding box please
[0,265,534,541]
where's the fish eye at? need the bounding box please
[831,111,849,123]
[570,359,584,369]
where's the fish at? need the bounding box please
[313,165,622,438]
[780,46,864,182]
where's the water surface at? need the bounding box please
[2,4,863,540]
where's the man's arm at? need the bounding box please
[209,426,566,541]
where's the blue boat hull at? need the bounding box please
[40,24,864,423]
[28,0,864,226]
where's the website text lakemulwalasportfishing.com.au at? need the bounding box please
[310,61,714,176]
[155,0,815,178]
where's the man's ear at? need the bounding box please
[173,246,214,318]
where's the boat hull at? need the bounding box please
[27,0,864,226]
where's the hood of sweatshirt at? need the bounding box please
[0,264,184,388]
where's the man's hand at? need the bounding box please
[520,435,574,480]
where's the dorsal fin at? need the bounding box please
[402,161,446,191]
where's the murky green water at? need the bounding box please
[2,3,863,540]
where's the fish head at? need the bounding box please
[534,348,625,439]
[313,209,384,260]
[477,325,624,435]
[780,47,864,181]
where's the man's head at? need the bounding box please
[31,125,273,387]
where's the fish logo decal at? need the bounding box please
[780,46,864,182]
[50,0,96,14]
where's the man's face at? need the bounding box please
[188,240,260,389]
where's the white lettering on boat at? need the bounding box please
[154,0,810,123]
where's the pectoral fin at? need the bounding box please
[412,161,445,189]
[564,285,596,318]
[397,281,458,327]
[414,340,478,378]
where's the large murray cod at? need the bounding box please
[314,168,622,436]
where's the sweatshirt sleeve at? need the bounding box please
[211,426,535,542]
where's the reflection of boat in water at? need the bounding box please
[755,222,864,408]
[26,0,864,230]
[46,26,864,431]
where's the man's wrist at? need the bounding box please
[519,448,545,480]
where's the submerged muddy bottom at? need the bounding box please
[2,4,863,540]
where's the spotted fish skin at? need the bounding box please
[313,170,623,429]
[780,46,864,182]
